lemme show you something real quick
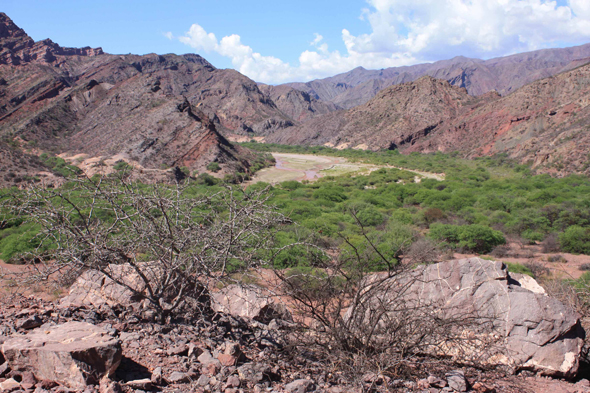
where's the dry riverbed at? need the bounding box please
[249,153,444,184]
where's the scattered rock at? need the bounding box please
[0,377,20,392]
[225,375,240,388]
[126,379,152,390]
[427,375,446,388]
[150,367,162,385]
[18,315,43,330]
[1,321,122,389]
[0,362,9,377]
[168,371,190,384]
[285,379,315,393]
[446,370,467,392]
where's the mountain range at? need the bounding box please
[1,12,590,186]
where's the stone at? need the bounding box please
[166,344,188,356]
[285,379,315,393]
[445,370,467,392]
[198,350,221,376]
[197,375,210,386]
[0,362,9,377]
[150,367,162,385]
[126,379,152,390]
[510,273,546,295]
[168,371,189,384]
[427,375,446,388]
[212,285,292,324]
[0,378,20,391]
[226,375,240,388]
[217,353,237,367]
[99,379,122,393]
[1,322,122,389]
[60,265,156,308]
[346,258,584,377]
[18,316,43,330]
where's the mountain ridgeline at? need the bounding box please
[1,11,590,184]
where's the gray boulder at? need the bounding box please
[1,321,122,389]
[347,258,583,377]
[60,264,152,308]
[212,284,292,324]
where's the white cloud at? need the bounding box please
[177,0,590,84]
[164,32,174,40]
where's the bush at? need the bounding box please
[207,162,221,173]
[579,263,590,271]
[542,233,560,253]
[560,226,590,254]
[429,224,506,254]
[113,160,132,172]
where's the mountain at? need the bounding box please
[0,13,306,176]
[283,45,590,109]
[405,63,590,176]
[268,76,498,149]
[271,63,590,176]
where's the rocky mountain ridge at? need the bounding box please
[269,63,590,176]
[281,44,590,109]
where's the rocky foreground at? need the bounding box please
[0,259,589,393]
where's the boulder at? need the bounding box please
[60,263,210,313]
[212,284,292,324]
[1,322,122,389]
[60,265,153,308]
[347,258,584,377]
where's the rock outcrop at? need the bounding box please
[347,258,584,377]
[60,266,147,308]
[1,322,122,389]
[0,13,103,66]
[212,284,292,324]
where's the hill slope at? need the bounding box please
[271,64,590,176]
[0,13,314,175]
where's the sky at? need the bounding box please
[3,0,590,84]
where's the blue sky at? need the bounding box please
[4,0,590,84]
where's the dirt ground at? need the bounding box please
[456,241,590,280]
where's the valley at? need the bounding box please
[1,10,590,393]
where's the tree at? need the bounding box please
[2,174,286,320]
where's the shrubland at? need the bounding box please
[3,146,590,265]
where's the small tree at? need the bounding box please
[2,174,286,319]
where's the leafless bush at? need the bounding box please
[2,174,287,320]
[490,244,511,258]
[404,237,441,264]
[580,264,590,271]
[274,213,499,381]
[542,233,561,253]
[547,254,566,263]
[524,261,550,279]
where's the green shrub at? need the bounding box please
[429,223,505,253]
[207,162,221,173]
[560,226,590,254]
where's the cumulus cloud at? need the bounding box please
[177,0,590,84]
